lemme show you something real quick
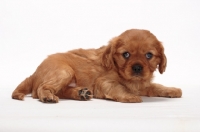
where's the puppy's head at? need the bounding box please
[102,29,167,81]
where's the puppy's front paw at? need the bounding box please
[162,87,182,98]
[118,96,143,103]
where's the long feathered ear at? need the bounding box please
[101,37,119,69]
[158,42,167,74]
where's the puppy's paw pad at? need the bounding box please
[79,88,92,101]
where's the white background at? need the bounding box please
[0,0,200,132]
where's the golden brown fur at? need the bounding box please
[12,29,182,103]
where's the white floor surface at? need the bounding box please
[1,86,199,132]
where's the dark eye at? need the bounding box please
[146,52,153,59]
[122,52,130,59]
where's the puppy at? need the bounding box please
[12,29,182,103]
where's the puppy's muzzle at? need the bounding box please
[132,64,143,74]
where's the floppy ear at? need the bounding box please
[158,42,167,74]
[101,37,119,69]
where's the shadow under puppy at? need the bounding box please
[12,29,182,103]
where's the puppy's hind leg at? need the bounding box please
[37,68,75,103]
[37,85,59,103]
[56,87,93,101]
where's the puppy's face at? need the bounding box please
[102,29,167,81]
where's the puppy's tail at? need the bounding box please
[12,76,33,100]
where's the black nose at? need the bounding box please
[132,64,143,74]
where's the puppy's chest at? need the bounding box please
[123,81,148,94]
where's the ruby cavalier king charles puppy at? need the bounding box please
[12,29,182,103]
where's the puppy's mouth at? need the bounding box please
[132,73,143,80]
[133,73,142,77]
